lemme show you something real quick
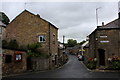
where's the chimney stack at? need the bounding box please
[36,14,40,18]
[102,22,104,26]
[119,12,120,19]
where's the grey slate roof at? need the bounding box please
[99,19,120,29]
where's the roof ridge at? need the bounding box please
[104,18,118,26]
[8,10,58,29]
[24,10,58,29]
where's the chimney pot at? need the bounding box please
[102,22,104,26]
[36,14,40,18]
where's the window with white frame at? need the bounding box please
[53,33,55,44]
[38,35,46,42]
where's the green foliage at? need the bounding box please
[27,42,41,52]
[67,39,77,47]
[8,39,19,50]
[0,12,10,25]
[86,61,96,69]
[110,61,120,70]
[27,52,49,58]
[2,39,27,51]
[2,40,8,48]
[79,40,86,45]
[27,42,49,58]
[2,39,19,50]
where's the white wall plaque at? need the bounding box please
[100,41,109,43]
[99,36,107,38]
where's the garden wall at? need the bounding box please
[31,57,49,71]
[2,49,27,76]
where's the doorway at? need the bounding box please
[27,57,32,70]
[98,49,105,66]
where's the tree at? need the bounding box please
[79,40,86,45]
[0,12,10,25]
[67,39,77,47]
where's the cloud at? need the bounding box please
[1,2,118,42]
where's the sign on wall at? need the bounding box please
[100,41,109,43]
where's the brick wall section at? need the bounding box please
[2,49,27,76]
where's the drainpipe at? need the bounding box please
[49,23,51,69]
[94,31,98,67]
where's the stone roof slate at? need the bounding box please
[99,19,120,29]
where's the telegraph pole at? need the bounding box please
[63,35,65,49]
[24,2,27,10]
[96,7,101,26]
[63,35,65,45]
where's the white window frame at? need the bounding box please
[38,35,46,42]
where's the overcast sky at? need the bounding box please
[1,0,120,43]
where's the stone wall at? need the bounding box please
[4,10,58,64]
[96,29,120,67]
[89,29,120,68]
[31,57,49,71]
[2,49,27,76]
[4,10,50,54]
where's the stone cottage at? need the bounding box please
[66,45,81,55]
[86,12,120,68]
[3,10,58,70]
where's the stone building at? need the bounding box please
[66,45,81,55]
[4,10,58,69]
[0,21,6,77]
[87,13,120,68]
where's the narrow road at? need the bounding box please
[3,54,120,78]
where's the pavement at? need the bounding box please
[81,61,120,72]
[2,54,120,79]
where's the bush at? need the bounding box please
[27,52,50,58]
[86,61,96,69]
[2,40,8,48]
[110,61,120,70]
[2,39,27,51]
[8,39,19,49]
[2,39,19,50]
[27,42,41,52]
[27,42,49,58]
[108,57,120,70]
